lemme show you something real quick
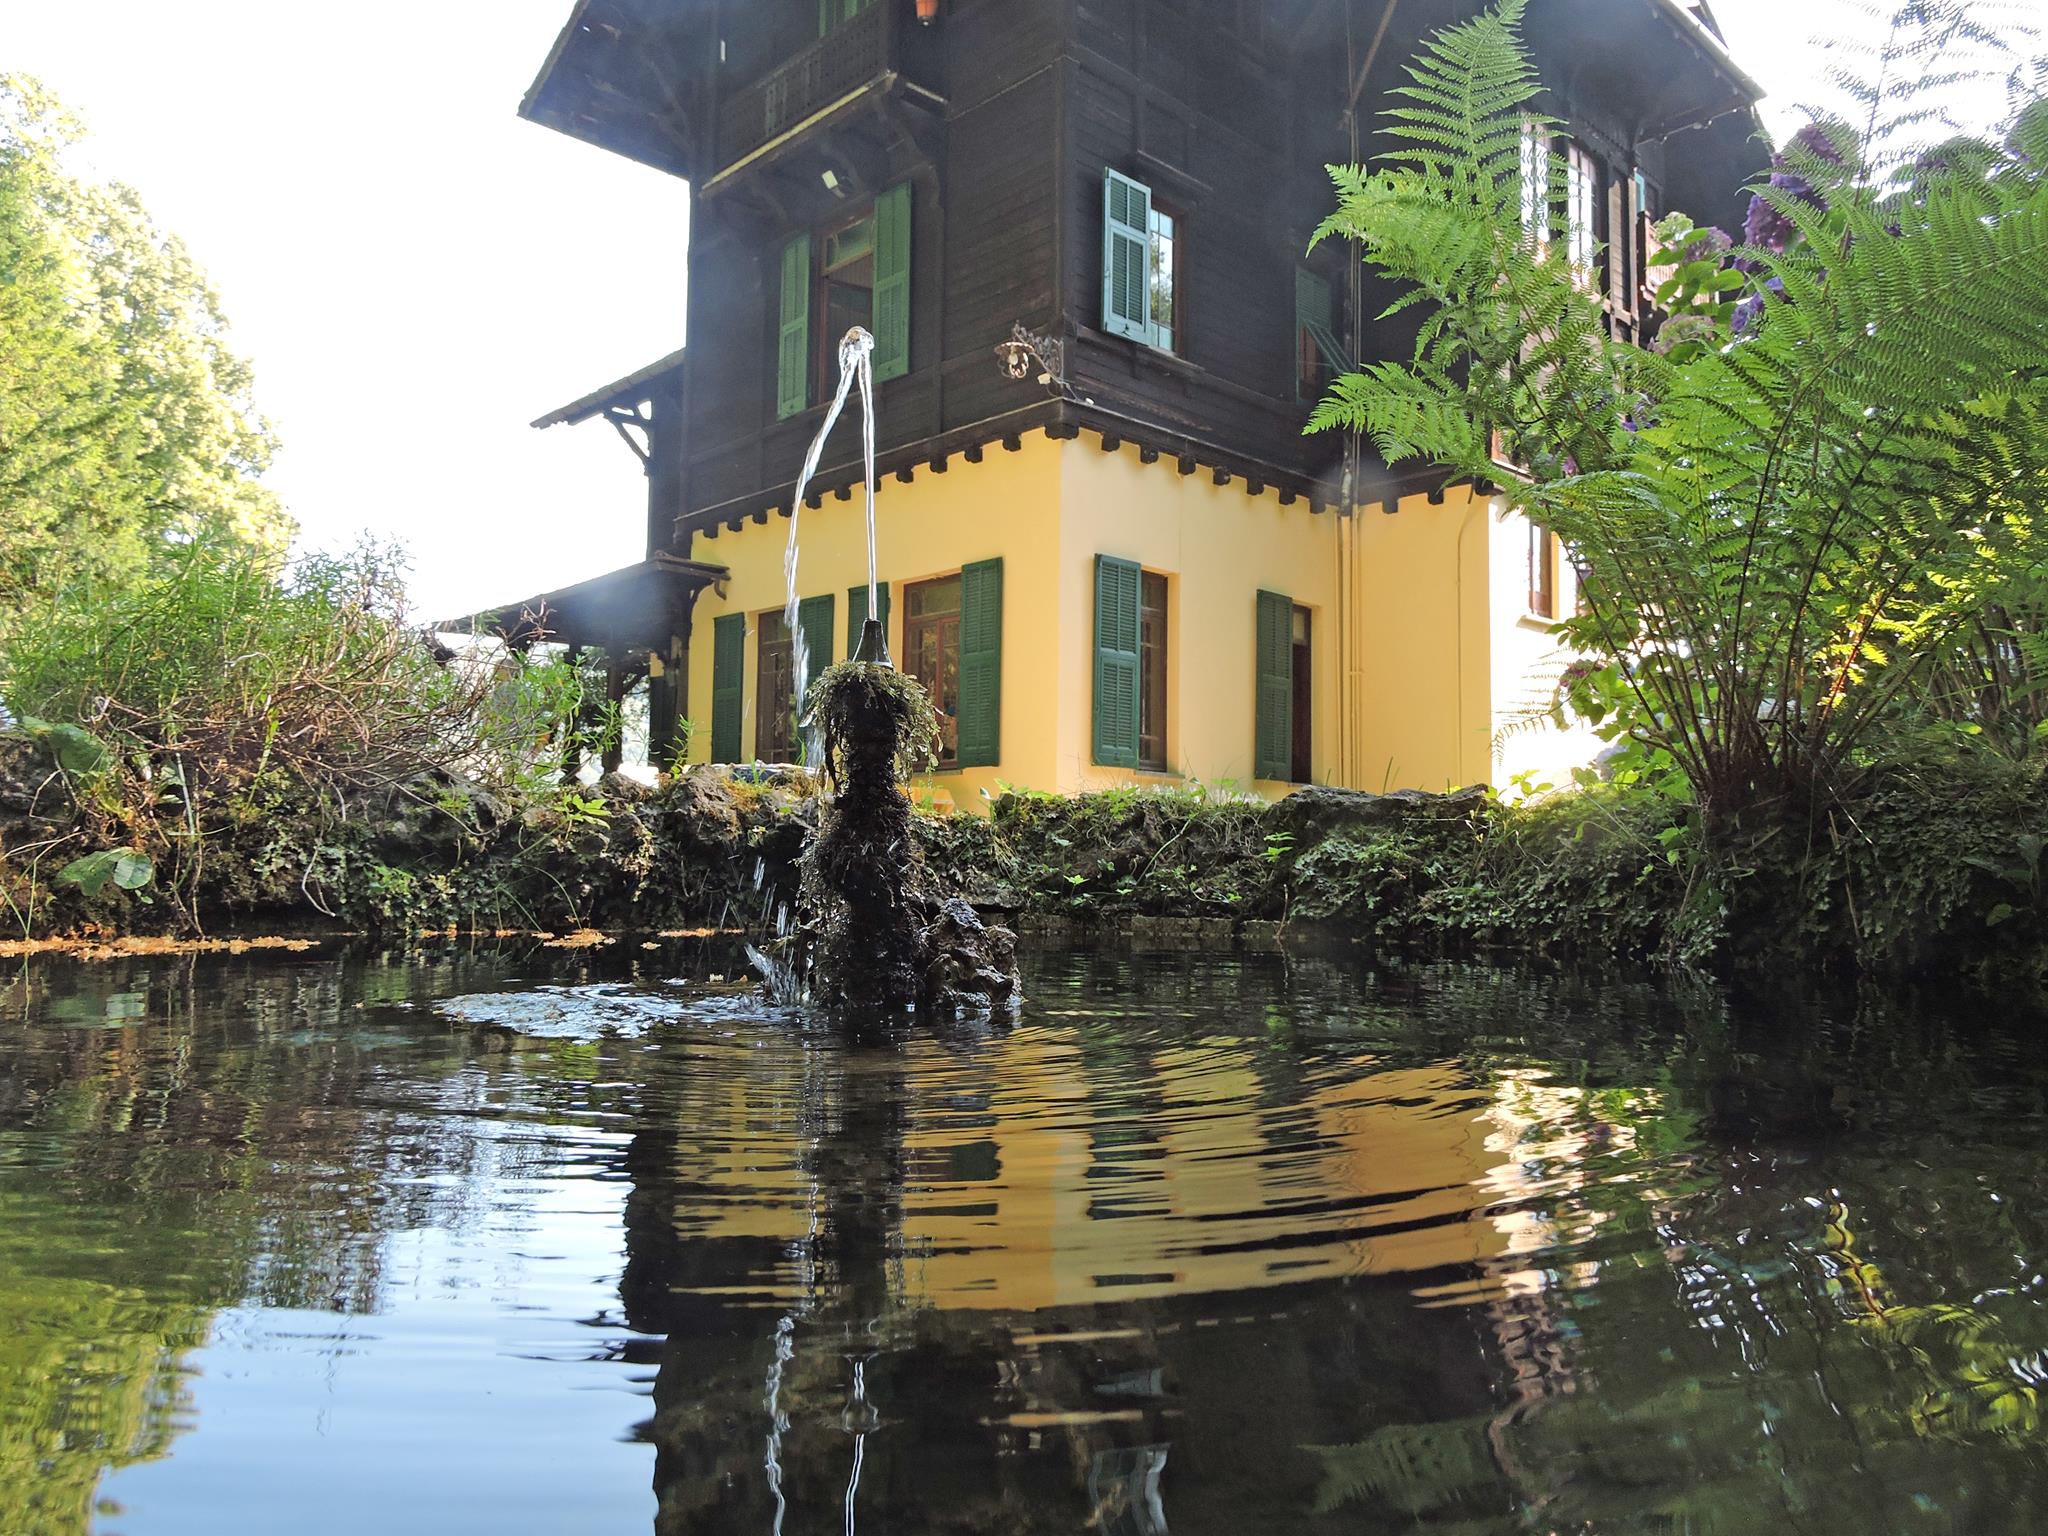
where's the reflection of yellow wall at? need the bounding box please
[683,432,1592,804]
[656,1025,1521,1315]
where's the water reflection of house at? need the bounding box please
[488,0,1761,803]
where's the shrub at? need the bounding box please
[0,536,595,930]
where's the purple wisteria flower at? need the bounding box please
[1731,277,1785,338]
[1742,122,1848,253]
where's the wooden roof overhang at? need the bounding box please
[532,348,686,469]
[451,552,728,656]
[520,0,704,181]
[1538,0,1761,142]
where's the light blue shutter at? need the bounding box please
[1102,170,1155,344]
[711,613,745,763]
[776,234,810,420]
[1254,591,1293,782]
[871,181,912,382]
[957,559,1003,768]
[1093,556,1142,767]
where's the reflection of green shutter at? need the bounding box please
[776,234,810,420]
[711,612,745,763]
[1254,590,1293,781]
[957,559,1003,768]
[871,181,912,382]
[847,581,892,653]
[1102,170,1155,343]
[1093,556,1142,767]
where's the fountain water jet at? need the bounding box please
[753,327,1018,1025]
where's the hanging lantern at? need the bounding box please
[915,0,940,23]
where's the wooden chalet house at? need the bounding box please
[506,0,1760,801]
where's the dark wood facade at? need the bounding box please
[522,0,1763,549]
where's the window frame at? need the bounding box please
[1138,569,1169,773]
[1147,197,1184,356]
[1520,117,1551,252]
[1290,604,1313,785]
[904,574,964,771]
[1565,140,1602,288]
[756,609,797,763]
[813,204,877,402]
[1527,522,1559,621]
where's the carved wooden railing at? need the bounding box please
[716,4,896,172]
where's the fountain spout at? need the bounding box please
[852,617,892,668]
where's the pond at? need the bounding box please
[3,942,2047,1534]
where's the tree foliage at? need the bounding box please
[0,74,290,613]
[1310,2,2048,820]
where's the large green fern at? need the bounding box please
[1311,1,2048,819]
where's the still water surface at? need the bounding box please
[3,943,2047,1533]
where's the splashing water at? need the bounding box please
[785,327,882,765]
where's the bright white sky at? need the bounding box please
[0,2,1998,618]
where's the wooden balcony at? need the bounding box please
[715,4,914,179]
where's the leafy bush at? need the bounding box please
[0,536,601,930]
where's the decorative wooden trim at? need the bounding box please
[1138,445,1160,465]
[1099,432,1122,453]
[963,443,983,463]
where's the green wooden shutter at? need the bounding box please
[798,594,834,681]
[1102,171,1155,344]
[957,559,1004,768]
[776,234,811,421]
[1254,590,1293,782]
[871,181,912,383]
[711,612,745,763]
[847,581,892,653]
[1093,556,1142,767]
[1295,268,1331,399]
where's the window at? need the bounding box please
[906,576,963,768]
[775,181,912,420]
[757,610,796,763]
[1528,522,1558,619]
[1140,572,1168,773]
[1148,201,1180,352]
[816,208,874,400]
[1102,171,1181,352]
[1520,118,1550,250]
[904,563,1003,771]
[1093,558,1170,772]
[1295,267,1347,401]
[818,0,875,36]
[1565,142,1601,283]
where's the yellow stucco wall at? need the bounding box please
[1053,438,1341,794]
[1349,489,1496,792]
[682,431,1067,809]
[681,429,1594,804]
